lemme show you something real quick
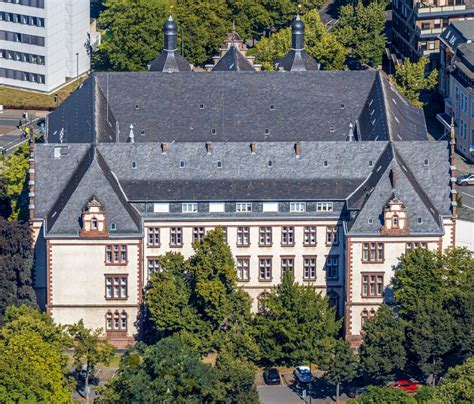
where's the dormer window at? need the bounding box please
[423,159,429,166]
[381,196,408,235]
[80,196,108,238]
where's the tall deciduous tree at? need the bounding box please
[434,357,474,403]
[67,320,114,402]
[255,272,340,366]
[254,10,346,70]
[359,305,406,382]
[99,0,169,71]
[355,386,416,404]
[0,219,37,324]
[392,58,437,107]
[324,339,359,404]
[335,2,386,67]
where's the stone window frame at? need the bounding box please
[361,272,384,298]
[170,227,183,248]
[105,245,128,266]
[258,226,273,246]
[258,256,272,282]
[147,227,161,247]
[104,274,128,300]
[303,255,317,281]
[236,256,250,282]
[362,242,384,263]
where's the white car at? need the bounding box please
[456,173,474,186]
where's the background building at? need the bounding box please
[392,0,474,69]
[0,0,90,92]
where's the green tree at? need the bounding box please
[359,305,406,382]
[0,220,37,324]
[67,320,114,402]
[0,331,73,403]
[0,142,29,220]
[254,10,346,70]
[434,357,474,403]
[355,385,416,404]
[335,2,386,67]
[255,272,340,366]
[324,339,359,404]
[392,58,437,107]
[99,337,218,402]
[99,0,169,71]
[406,299,455,386]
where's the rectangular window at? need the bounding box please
[192,226,205,242]
[105,275,128,299]
[170,227,183,247]
[290,202,306,213]
[105,245,127,265]
[237,226,250,246]
[182,203,198,213]
[362,273,384,297]
[209,202,225,213]
[236,257,250,281]
[362,242,384,262]
[406,241,428,251]
[303,256,317,280]
[147,257,161,277]
[236,202,252,212]
[281,226,295,246]
[259,257,272,281]
[317,202,333,212]
[263,202,279,212]
[147,227,160,246]
[153,203,169,213]
[326,226,339,245]
[325,256,339,280]
[303,226,317,246]
[281,257,294,278]
[259,226,272,246]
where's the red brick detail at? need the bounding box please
[344,237,353,340]
[137,239,143,304]
[46,239,53,315]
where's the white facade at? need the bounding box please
[0,0,90,92]
[456,218,474,250]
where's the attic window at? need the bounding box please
[211,128,216,135]
[135,104,139,110]
[265,128,270,135]
[180,160,186,168]
[110,223,116,231]
[217,160,222,168]
[270,105,274,110]
[268,160,273,168]
[141,130,145,136]
[323,160,328,167]
[199,104,204,109]
[368,218,373,225]
[423,159,429,166]
[131,161,137,169]
[369,160,373,167]
[330,126,335,133]
[340,103,345,110]
[417,217,423,224]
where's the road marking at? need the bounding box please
[462,204,474,210]
[460,191,474,198]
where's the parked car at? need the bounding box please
[264,368,281,385]
[346,386,367,398]
[389,380,418,392]
[456,173,474,186]
[293,366,313,385]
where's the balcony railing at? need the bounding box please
[416,2,466,14]
[416,26,443,36]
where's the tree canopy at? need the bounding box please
[354,385,416,404]
[255,272,340,366]
[253,9,346,70]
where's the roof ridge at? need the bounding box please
[376,71,394,141]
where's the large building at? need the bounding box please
[0,0,90,92]
[391,0,474,69]
[31,17,456,348]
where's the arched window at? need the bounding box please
[91,217,98,230]
[120,311,127,331]
[361,309,369,327]
[113,311,120,330]
[257,292,268,312]
[105,312,112,331]
[392,215,399,228]
[370,308,377,318]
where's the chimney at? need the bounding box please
[206,141,213,154]
[295,142,301,158]
[250,142,257,154]
[127,124,135,143]
[291,15,304,51]
[161,142,169,154]
[347,121,354,142]
[163,16,177,52]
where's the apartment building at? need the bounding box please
[30,18,455,348]
[437,21,474,161]
[0,0,90,92]
[392,0,474,69]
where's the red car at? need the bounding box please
[389,380,418,392]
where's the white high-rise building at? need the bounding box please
[0,0,90,93]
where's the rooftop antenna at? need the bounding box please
[347,121,354,142]
[128,124,135,143]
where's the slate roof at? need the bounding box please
[212,45,255,71]
[148,50,192,73]
[34,140,450,237]
[276,49,320,72]
[47,70,427,144]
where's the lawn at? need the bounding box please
[0,80,80,110]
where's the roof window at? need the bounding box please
[330,126,335,133]
[340,103,345,110]
[423,159,429,166]
[140,130,145,136]
[131,161,137,169]
[369,160,373,167]
[110,223,116,231]
[199,104,204,109]
[217,160,222,168]
[417,217,423,224]
[270,105,275,110]
[211,128,216,135]
[180,160,186,168]
[135,104,139,110]
[265,128,270,135]
[323,160,328,167]
[368,218,373,224]
[268,160,273,168]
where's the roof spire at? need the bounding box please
[291,14,305,51]
[347,121,354,141]
[128,124,135,143]
[163,15,178,52]
[450,113,456,146]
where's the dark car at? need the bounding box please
[264,368,281,385]
[293,366,313,385]
[389,380,418,393]
[346,386,367,398]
